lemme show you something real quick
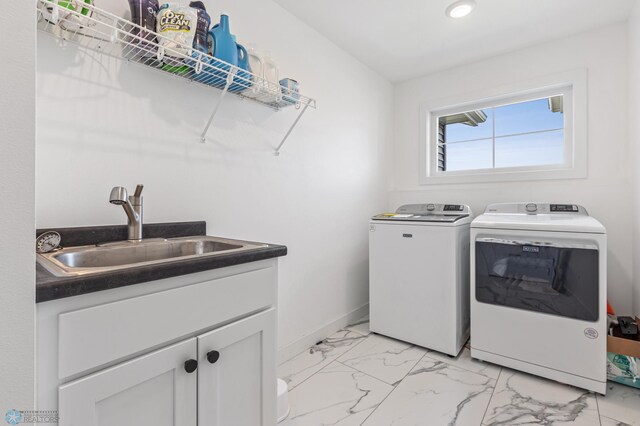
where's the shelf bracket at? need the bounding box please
[274,103,310,156]
[200,69,237,143]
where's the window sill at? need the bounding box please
[420,165,586,185]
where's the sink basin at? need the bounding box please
[37,236,268,277]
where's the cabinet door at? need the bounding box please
[198,309,276,426]
[59,338,197,426]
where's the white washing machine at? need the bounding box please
[369,203,472,356]
[471,203,607,394]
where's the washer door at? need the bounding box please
[475,238,599,321]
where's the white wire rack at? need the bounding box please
[36,0,316,154]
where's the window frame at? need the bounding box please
[419,69,587,185]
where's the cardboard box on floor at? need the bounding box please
[607,317,640,389]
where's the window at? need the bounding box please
[420,71,587,184]
[438,94,565,171]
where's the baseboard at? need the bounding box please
[277,303,369,364]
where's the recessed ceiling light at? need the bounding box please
[446,0,476,18]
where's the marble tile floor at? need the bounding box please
[278,317,640,426]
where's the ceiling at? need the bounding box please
[273,0,635,82]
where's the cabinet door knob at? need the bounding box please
[207,350,220,364]
[184,359,198,373]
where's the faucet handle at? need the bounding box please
[133,184,144,198]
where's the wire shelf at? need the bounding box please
[37,0,316,153]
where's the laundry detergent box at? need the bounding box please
[607,317,640,390]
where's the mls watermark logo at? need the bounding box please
[5,410,22,425]
[5,409,58,424]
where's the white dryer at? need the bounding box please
[369,203,472,356]
[471,203,607,394]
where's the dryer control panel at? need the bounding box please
[550,204,580,212]
[484,203,588,216]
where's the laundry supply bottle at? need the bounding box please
[230,44,252,92]
[156,3,197,73]
[208,14,238,86]
[187,1,211,72]
[127,0,160,61]
[262,51,281,103]
[243,44,265,98]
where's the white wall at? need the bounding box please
[629,5,640,318]
[0,0,36,415]
[36,0,392,358]
[390,24,633,313]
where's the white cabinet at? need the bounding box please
[37,260,280,426]
[58,309,276,426]
[59,338,197,426]
[198,309,276,426]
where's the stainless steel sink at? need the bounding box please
[37,236,268,277]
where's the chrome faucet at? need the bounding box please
[109,184,144,241]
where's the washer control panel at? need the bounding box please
[485,203,587,216]
[395,203,471,215]
[372,203,472,223]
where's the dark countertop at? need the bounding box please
[36,222,287,303]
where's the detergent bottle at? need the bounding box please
[186,1,211,70]
[230,44,252,92]
[208,14,238,84]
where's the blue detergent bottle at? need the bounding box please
[207,15,238,87]
[229,44,252,92]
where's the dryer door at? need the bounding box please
[475,238,599,321]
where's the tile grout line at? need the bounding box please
[357,350,433,425]
[333,358,399,388]
[335,330,371,359]
[285,361,327,393]
[595,391,603,426]
[333,358,396,387]
[336,343,431,387]
[277,325,368,368]
[329,330,376,374]
[423,350,501,380]
[284,328,370,392]
[480,366,502,425]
